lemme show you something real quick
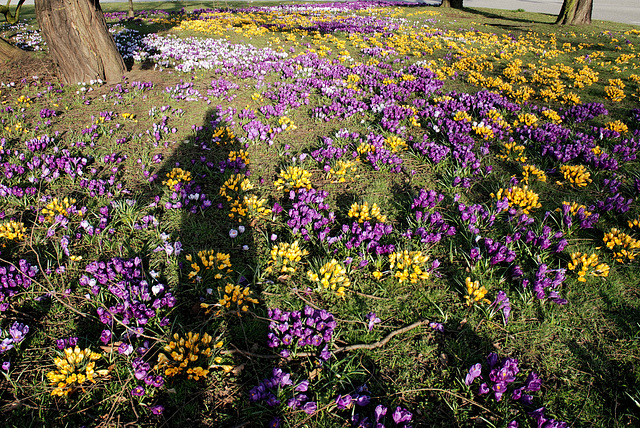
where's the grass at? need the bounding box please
[1,1,640,427]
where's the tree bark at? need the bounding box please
[556,0,593,25]
[127,0,134,18]
[440,0,463,8]
[35,0,126,84]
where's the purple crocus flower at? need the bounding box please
[354,394,371,406]
[336,394,353,410]
[391,406,413,424]
[8,322,29,343]
[487,352,499,369]
[366,312,382,332]
[150,405,164,415]
[295,380,309,392]
[131,385,145,396]
[268,417,281,428]
[0,338,14,353]
[465,363,482,385]
[492,382,507,401]
[100,329,112,344]
[525,372,542,392]
[301,401,317,414]
[429,322,444,332]
[374,404,387,422]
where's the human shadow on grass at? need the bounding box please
[137,105,271,426]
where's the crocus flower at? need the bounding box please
[374,404,387,422]
[150,405,164,415]
[525,372,542,392]
[301,401,317,414]
[366,312,382,331]
[336,394,353,409]
[131,385,145,396]
[392,406,413,424]
[465,363,482,385]
[268,418,281,428]
[429,322,444,332]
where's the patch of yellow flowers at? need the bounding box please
[41,197,78,223]
[216,283,259,313]
[453,111,472,123]
[491,185,542,215]
[514,112,538,128]
[377,250,431,284]
[265,240,309,275]
[0,220,26,240]
[384,135,407,152]
[186,250,232,282]
[558,165,592,188]
[604,79,626,102]
[567,252,610,282]
[307,259,350,297]
[155,332,230,380]
[274,166,313,191]
[348,202,386,223]
[230,195,271,221]
[227,149,250,166]
[464,277,490,306]
[521,165,547,184]
[602,228,640,263]
[472,123,495,140]
[329,159,359,183]
[46,347,108,397]
[162,167,192,189]
[278,116,297,131]
[604,120,628,134]
[212,126,236,144]
[219,173,253,201]
[498,142,527,163]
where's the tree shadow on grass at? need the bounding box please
[565,338,640,426]
[459,7,558,27]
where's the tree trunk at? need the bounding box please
[35,0,126,84]
[0,37,25,63]
[440,0,463,8]
[556,0,592,25]
[127,0,134,18]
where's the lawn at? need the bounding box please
[1,1,640,427]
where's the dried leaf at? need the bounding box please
[100,342,121,353]
[231,363,245,376]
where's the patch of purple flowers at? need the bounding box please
[466,352,541,405]
[81,257,175,338]
[267,306,336,361]
[249,367,316,414]
[0,322,29,353]
[0,259,38,311]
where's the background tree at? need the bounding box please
[35,0,125,84]
[128,0,134,18]
[556,0,593,25]
[0,0,26,62]
[440,0,463,8]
